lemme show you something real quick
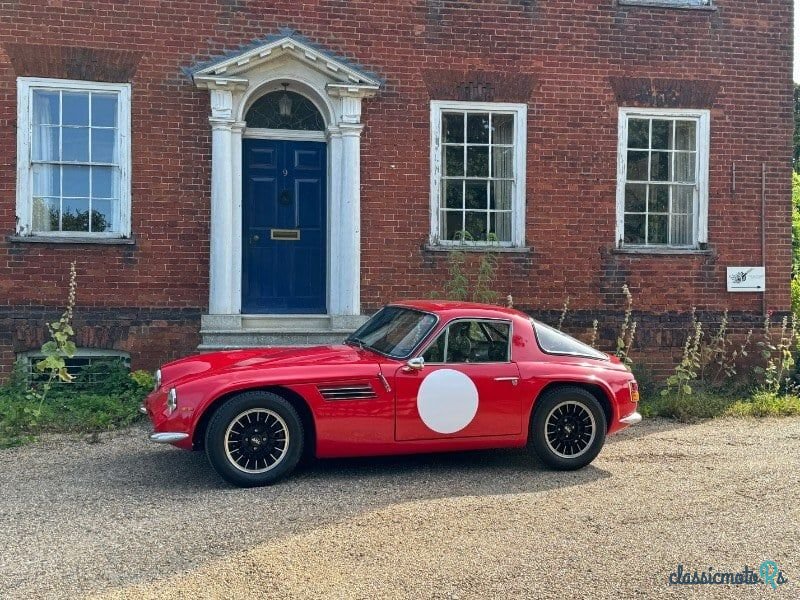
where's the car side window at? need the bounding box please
[421,320,511,364]
[421,332,446,363]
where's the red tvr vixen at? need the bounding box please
[144,301,641,487]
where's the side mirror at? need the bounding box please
[404,357,425,372]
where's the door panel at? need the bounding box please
[394,362,523,441]
[243,139,326,314]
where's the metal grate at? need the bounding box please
[22,352,130,385]
[317,383,377,401]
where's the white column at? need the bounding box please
[208,89,235,315]
[230,121,245,314]
[338,123,364,315]
[327,127,344,315]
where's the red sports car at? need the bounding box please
[143,301,641,487]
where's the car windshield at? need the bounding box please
[532,319,609,361]
[347,307,438,359]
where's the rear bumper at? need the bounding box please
[619,412,642,426]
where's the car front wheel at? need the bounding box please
[205,391,304,487]
[529,386,606,470]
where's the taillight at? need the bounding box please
[629,381,640,403]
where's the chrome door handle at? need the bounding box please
[494,377,519,386]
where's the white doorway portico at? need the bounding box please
[191,32,379,347]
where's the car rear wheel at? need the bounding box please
[529,386,606,470]
[205,391,304,487]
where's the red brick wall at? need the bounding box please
[0,0,793,376]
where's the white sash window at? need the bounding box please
[16,78,131,238]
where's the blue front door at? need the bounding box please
[242,139,327,314]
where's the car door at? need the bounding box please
[394,319,523,441]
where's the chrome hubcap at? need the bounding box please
[545,401,596,459]
[224,409,290,474]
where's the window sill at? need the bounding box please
[612,246,713,256]
[424,244,532,254]
[8,235,136,246]
[617,0,717,11]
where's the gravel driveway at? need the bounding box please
[0,417,798,599]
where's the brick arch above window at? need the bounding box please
[608,77,720,110]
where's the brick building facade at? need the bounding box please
[0,0,793,378]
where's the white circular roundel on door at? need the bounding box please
[417,369,479,434]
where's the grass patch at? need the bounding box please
[0,360,151,449]
[640,389,800,422]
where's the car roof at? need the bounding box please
[388,299,530,321]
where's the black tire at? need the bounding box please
[205,391,304,487]
[529,386,606,470]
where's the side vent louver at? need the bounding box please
[317,383,377,401]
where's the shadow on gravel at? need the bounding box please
[108,441,611,503]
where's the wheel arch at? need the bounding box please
[192,385,317,457]
[530,381,614,433]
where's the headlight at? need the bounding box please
[154,369,162,391]
[166,388,178,415]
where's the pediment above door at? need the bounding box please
[189,29,381,99]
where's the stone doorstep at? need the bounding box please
[199,313,369,349]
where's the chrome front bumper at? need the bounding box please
[149,432,190,443]
[619,412,642,426]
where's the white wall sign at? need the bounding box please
[727,267,766,292]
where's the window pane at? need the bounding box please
[466,146,489,177]
[675,120,696,151]
[533,320,607,360]
[62,127,89,162]
[465,211,488,241]
[627,151,649,181]
[61,198,91,232]
[651,120,673,150]
[443,180,463,209]
[465,181,488,209]
[92,167,119,199]
[490,180,513,210]
[648,214,668,244]
[422,332,446,363]
[91,128,116,163]
[32,125,60,161]
[446,321,475,362]
[628,118,650,149]
[650,151,671,181]
[62,92,90,126]
[490,212,513,243]
[674,151,696,183]
[673,185,694,214]
[62,165,90,197]
[492,146,514,178]
[649,184,669,212]
[466,113,489,143]
[91,94,117,127]
[492,114,514,145]
[625,183,646,212]
[32,197,59,232]
[32,164,60,197]
[444,146,464,176]
[90,199,114,232]
[32,91,60,125]
[441,210,463,241]
[624,214,645,244]
[442,113,464,144]
[670,212,693,246]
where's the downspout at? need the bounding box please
[762,162,767,317]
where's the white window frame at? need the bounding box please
[15,77,132,238]
[616,107,710,249]
[430,100,527,248]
